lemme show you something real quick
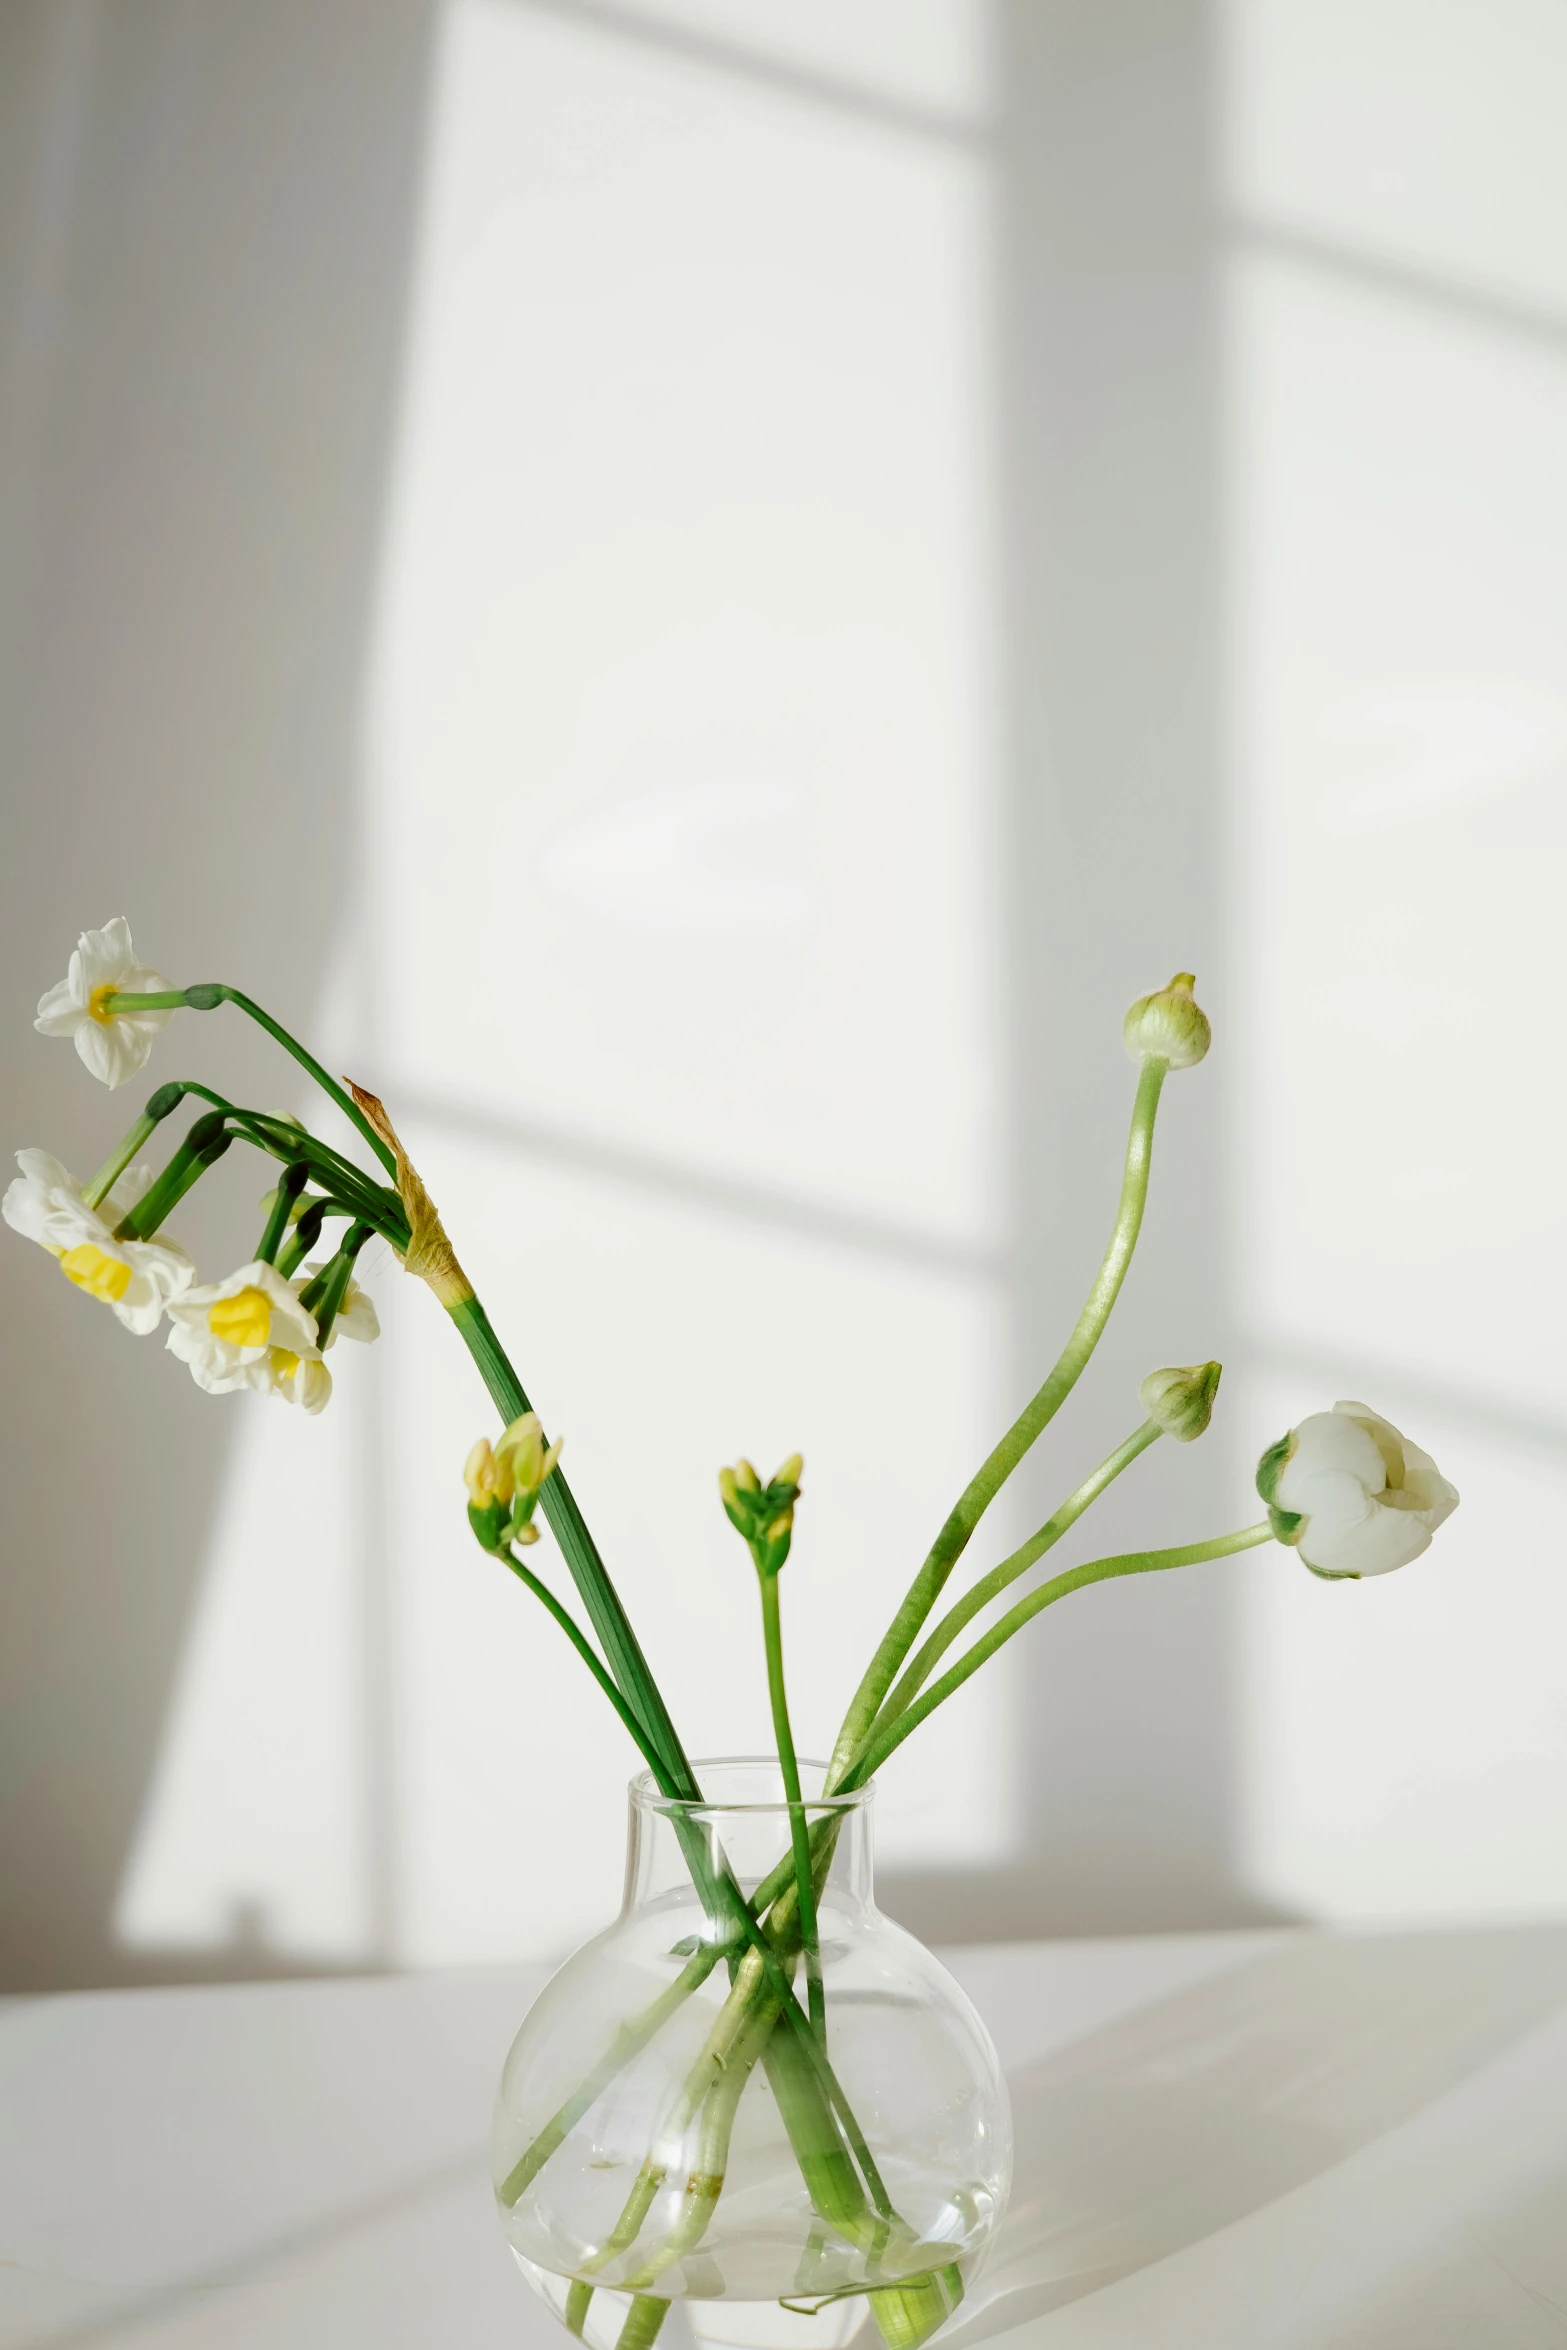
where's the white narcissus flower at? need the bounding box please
[2,1149,193,1334]
[35,917,176,1087]
[166,1260,326,1407]
[1257,1401,1459,1579]
[165,1260,379,1414]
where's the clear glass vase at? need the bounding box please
[494,1760,1011,2350]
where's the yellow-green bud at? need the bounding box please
[1139,1360,1223,1442]
[717,1452,803,1575]
[464,1435,513,1508]
[1123,971,1211,1070]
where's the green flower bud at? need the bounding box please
[1139,1360,1222,1442]
[467,1497,510,1553]
[717,1452,804,1576]
[1123,971,1211,1070]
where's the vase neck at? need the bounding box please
[622,1758,875,1928]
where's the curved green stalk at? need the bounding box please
[827,1056,1170,1786]
[759,1574,823,2036]
[105,984,397,1176]
[844,1522,1275,1789]
[449,1293,697,1798]
[83,1110,165,1209]
[497,1544,669,1784]
[255,1162,312,1267]
[873,1418,1163,1733]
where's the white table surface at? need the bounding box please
[4,1925,1567,2349]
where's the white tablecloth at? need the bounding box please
[4,1925,1566,2348]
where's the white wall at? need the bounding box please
[3,0,1565,1987]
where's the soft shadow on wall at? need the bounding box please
[876,0,1274,1945]
[0,0,438,1988]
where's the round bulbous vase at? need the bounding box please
[494,1760,1011,2350]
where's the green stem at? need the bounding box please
[496,1944,725,2208]
[616,2296,669,2350]
[827,1056,1170,1786]
[301,1219,374,1345]
[497,1545,668,1782]
[112,1115,231,1239]
[105,984,397,1176]
[83,1111,163,1210]
[277,1200,328,1277]
[759,1574,824,2037]
[255,1163,312,1267]
[874,1418,1163,1732]
[449,1293,698,1796]
[845,1522,1275,1789]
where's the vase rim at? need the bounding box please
[629,1754,873,1816]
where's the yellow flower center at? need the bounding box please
[271,1349,300,1382]
[209,1287,272,1347]
[87,982,120,1025]
[59,1243,132,1303]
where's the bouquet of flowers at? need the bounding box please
[8,922,1461,2350]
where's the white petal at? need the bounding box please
[330,1283,380,1345]
[1301,1497,1434,1578]
[2,1175,51,1244]
[1333,1401,1408,1488]
[74,1019,133,1088]
[34,979,83,1036]
[1289,1465,1377,1562]
[111,1272,171,1337]
[165,1319,250,1392]
[1393,1437,1460,1527]
[13,1149,77,1194]
[293,1359,333,1414]
[1275,1411,1387,1512]
[77,919,136,991]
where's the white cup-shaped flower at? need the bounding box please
[1257,1401,1459,1579]
[34,918,177,1088]
[166,1261,323,1400]
[3,1149,194,1334]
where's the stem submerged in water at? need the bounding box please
[758,1574,824,2037]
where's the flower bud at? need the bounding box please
[494,1411,562,1544]
[467,1497,510,1553]
[496,1410,546,1493]
[718,1451,804,1576]
[464,1435,513,1509]
[1257,1401,1459,1579]
[1123,972,1211,1070]
[1139,1360,1222,1442]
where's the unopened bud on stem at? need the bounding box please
[717,1451,805,1577]
[1124,972,1211,1070]
[1139,1359,1223,1442]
